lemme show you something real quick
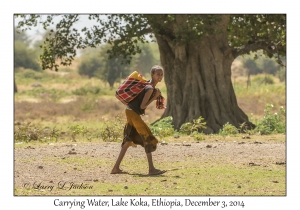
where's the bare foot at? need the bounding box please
[148,169,166,175]
[111,168,128,174]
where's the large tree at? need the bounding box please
[15,14,286,133]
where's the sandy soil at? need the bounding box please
[14,139,286,190]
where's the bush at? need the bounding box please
[14,40,42,71]
[69,124,89,141]
[14,122,60,143]
[179,116,206,135]
[254,104,286,134]
[78,56,102,78]
[100,114,125,142]
[218,122,239,136]
[192,132,206,141]
[150,116,175,138]
[16,69,44,80]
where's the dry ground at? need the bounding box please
[14,135,286,195]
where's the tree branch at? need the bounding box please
[232,41,277,58]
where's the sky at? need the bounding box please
[14,15,101,44]
[3,1,300,210]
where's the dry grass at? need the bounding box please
[14,69,285,127]
[14,97,163,125]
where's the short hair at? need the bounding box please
[150,65,164,75]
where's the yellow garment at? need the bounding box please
[122,109,158,153]
[128,71,147,82]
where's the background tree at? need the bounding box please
[132,43,157,76]
[262,59,280,75]
[14,27,42,71]
[15,14,286,133]
[78,48,102,78]
[243,59,261,88]
[78,43,159,87]
[14,27,42,92]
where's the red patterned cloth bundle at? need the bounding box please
[115,71,166,109]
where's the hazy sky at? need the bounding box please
[14,15,101,41]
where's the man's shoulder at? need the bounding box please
[145,85,154,90]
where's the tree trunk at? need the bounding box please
[14,78,18,93]
[155,20,254,133]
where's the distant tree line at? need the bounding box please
[232,50,286,82]
[14,27,160,89]
[14,27,285,93]
[78,42,160,88]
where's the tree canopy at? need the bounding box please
[15,14,286,71]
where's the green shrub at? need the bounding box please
[17,69,44,80]
[192,132,206,141]
[14,40,42,71]
[219,122,239,136]
[14,122,61,143]
[254,104,286,134]
[150,116,175,138]
[69,124,89,141]
[100,114,125,142]
[179,116,206,135]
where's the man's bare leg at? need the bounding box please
[146,152,166,175]
[111,141,131,174]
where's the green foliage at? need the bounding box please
[238,50,284,77]
[72,85,101,95]
[179,116,206,135]
[192,132,206,141]
[218,122,239,136]
[254,104,286,134]
[276,68,286,82]
[14,122,61,143]
[100,115,125,142]
[150,116,175,139]
[69,124,88,141]
[79,45,131,88]
[228,15,286,64]
[78,54,102,78]
[131,43,157,76]
[262,59,280,75]
[16,69,44,80]
[14,40,42,71]
[15,14,286,70]
[78,43,159,88]
[243,59,262,75]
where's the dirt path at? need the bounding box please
[14,140,286,191]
